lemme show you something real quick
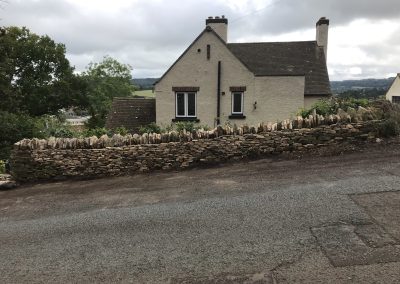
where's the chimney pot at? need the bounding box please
[316,17,329,60]
[205,16,228,42]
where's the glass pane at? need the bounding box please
[233,92,242,113]
[187,93,196,116]
[176,93,185,116]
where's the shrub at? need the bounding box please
[376,102,400,137]
[299,97,373,118]
[50,127,75,138]
[163,124,174,133]
[378,119,400,137]
[83,127,111,137]
[0,111,41,160]
[34,115,76,138]
[337,98,370,111]
[175,121,195,132]
[195,124,211,131]
[139,122,161,134]
[113,126,129,136]
[0,160,5,174]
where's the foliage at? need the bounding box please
[330,78,393,94]
[139,122,161,134]
[0,111,41,160]
[175,121,196,133]
[337,88,386,100]
[196,124,211,131]
[81,56,135,128]
[34,115,75,138]
[299,97,372,118]
[113,127,129,136]
[0,26,85,116]
[163,124,174,133]
[82,127,110,138]
[0,160,5,174]
[375,101,400,137]
[138,122,210,134]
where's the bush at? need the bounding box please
[139,122,161,134]
[82,127,111,137]
[195,124,211,131]
[298,99,334,118]
[299,97,373,118]
[0,111,41,160]
[376,102,400,137]
[0,160,5,174]
[378,119,400,137]
[35,115,76,138]
[113,127,129,136]
[175,121,195,132]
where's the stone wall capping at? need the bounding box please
[13,111,379,151]
[10,108,383,182]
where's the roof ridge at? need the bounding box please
[227,40,317,45]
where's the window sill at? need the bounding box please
[229,114,246,119]
[172,117,200,122]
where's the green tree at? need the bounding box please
[81,56,135,128]
[0,111,41,160]
[0,26,85,116]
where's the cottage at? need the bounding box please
[386,73,400,103]
[155,16,331,127]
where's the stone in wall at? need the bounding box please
[10,121,381,182]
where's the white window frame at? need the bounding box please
[231,92,244,115]
[175,92,197,117]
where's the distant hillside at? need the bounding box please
[331,77,394,93]
[132,78,159,90]
[132,77,395,94]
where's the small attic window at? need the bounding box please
[197,48,201,53]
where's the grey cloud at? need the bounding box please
[234,0,400,36]
[330,63,397,80]
[1,0,400,79]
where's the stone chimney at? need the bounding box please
[316,17,329,60]
[206,16,228,42]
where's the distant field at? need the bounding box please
[132,89,155,98]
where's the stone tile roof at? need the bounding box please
[227,41,331,95]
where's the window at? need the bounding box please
[393,96,400,104]
[231,92,244,114]
[176,92,196,117]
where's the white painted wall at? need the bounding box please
[386,75,400,102]
[155,30,309,128]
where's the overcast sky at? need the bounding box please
[2,0,400,81]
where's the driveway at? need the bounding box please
[1,144,400,283]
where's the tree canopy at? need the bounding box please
[82,56,135,128]
[0,26,83,116]
[0,26,136,159]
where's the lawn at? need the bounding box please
[132,89,155,98]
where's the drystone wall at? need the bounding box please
[11,119,380,182]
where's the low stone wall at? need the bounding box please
[11,121,379,182]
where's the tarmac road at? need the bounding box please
[1,145,400,283]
